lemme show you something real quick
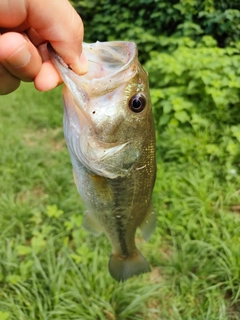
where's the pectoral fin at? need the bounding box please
[139,204,156,241]
[82,211,104,236]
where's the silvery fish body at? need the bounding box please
[49,41,156,281]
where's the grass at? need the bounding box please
[0,82,240,319]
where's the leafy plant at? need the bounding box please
[71,0,240,57]
[147,36,240,128]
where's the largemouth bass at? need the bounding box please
[49,41,156,281]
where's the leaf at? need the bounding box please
[159,114,171,126]
[206,144,221,156]
[0,311,10,320]
[6,274,22,285]
[231,126,240,143]
[31,234,46,253]
[70,253,82,264]
[226,141,238,156]
[162,101,172,114]
[191,114,209,127]
[174,111,190,123]
[46,205,64,218]
[16,245,32,256]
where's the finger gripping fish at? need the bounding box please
[49,41,156,282]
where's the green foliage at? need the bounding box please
[145,35,240,172]
[147,36,240,127]
[71,0,240,57]
[0,312,10,320]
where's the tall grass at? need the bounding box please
[0,83,240,319]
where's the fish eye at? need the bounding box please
[129,94,146,113]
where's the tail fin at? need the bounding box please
[108,250,151,282]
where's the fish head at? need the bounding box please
[85,44,153,147]
[49,41,155,177]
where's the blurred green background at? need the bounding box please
[0,0,240,319]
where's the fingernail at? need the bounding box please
[7,46,31,68]
[70,52,88,75]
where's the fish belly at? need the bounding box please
[70,152,154,281]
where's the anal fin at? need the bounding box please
[139,204,156,241]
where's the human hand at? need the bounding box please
[0,0,88,95]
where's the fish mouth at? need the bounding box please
[48,41,138,96]
[82,41,138,86]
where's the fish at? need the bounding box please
[49,41,156,282]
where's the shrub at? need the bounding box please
[71,0,240,54]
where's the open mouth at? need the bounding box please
[82,41,137,80]
[49,41,138,95]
